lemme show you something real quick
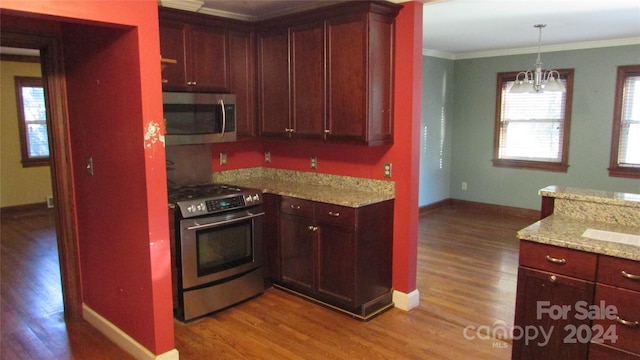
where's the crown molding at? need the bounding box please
[158,0,203,12]
[425,37,640,60]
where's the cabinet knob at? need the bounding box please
[549,275,557,283]
[308,225,318,232]
[324,129,330,134]
[328,211,340,217]
[290,204,301,210]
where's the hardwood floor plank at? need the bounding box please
[1,203,536,359]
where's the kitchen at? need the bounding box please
[1,0,639,359]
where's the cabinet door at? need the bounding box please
[190,25,230,91]
[229,30,256,138]
[258,29,290,138]
[280,213,314,294]
[512,267,594,360]
[316,223,356,307]
[290,22,325,139]
[159,20,188,89]
[593,284,640,355]
[326,14,367,142]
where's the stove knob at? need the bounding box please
[197,202,206,211]
[245,195,253,203]
[252,194,260,201]
[187,204,196,213]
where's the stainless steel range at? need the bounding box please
[169,183,264,322]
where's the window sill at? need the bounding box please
[608,167,640,179]
[492,159,568,172]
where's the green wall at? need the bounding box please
[448,45,640,210]
[419,55,453,206]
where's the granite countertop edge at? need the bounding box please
[539,185,640,208]
[517,215,640,261]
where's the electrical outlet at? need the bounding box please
[384,163,392,178]
[220,153,227,165]
[310,156,317,169]
[265,151,271,163]
[462,182,468,191]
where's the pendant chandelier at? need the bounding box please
[510,24,566,93]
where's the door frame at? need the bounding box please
[2,31,83,320]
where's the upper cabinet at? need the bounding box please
[257,1,401,145]
[159,8,257,138]
[159,19,229,92]
[158,1,399,144]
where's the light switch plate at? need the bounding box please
[220,153,227,165]
[310,156,317,169]
[265,151,271,163]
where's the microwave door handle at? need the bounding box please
[219,99,225,137]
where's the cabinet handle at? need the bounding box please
[187,81,197,86]
[616,316,639,328]
[308,225,318,232]
[324,129,330,134]
[290,204,301,210]
[545,255,566,265]
[328,211,340,217]
[621,270,640,281]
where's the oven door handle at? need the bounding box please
[187,211,265,230]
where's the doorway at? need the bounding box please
[1,30,82,321]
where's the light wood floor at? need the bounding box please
[1,205,536,359]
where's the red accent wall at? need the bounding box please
[0,0,174,355]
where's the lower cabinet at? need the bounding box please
[513,241,640,359]
[276,196,393,319]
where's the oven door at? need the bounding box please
[179,207,263,290]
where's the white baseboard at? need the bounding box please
[82,304,179,360]
[392,289,420,311]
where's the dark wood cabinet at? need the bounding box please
[290,22,325,139]
[228,29,256,138]
[513,241,640,359]
[257,1,400,145]
[257,29,290,137]
[159,19,229,92]
[275,196,393,319]
[326,12,394,144]
[513,267,594,359]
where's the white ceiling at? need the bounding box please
[161,0,640,59]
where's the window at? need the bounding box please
[14,76,50,167]
[493,69,574,172]
[609,65,640,179]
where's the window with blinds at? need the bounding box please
[609,64,640,179]
[14,76,50,167]
[493,69,574,172]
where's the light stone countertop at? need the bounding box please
[213,167,395,208]
[226,177,394,208]
[539,185,640,208]
[518,214,640,261]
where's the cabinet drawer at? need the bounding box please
[593,284,640,354]
[315,202,355,227]
[597,256,640,292]
[519,241,598,280]
[280,197,314,218]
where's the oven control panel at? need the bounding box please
[177,192,262,218]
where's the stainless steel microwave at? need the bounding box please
[163,92,236,145]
